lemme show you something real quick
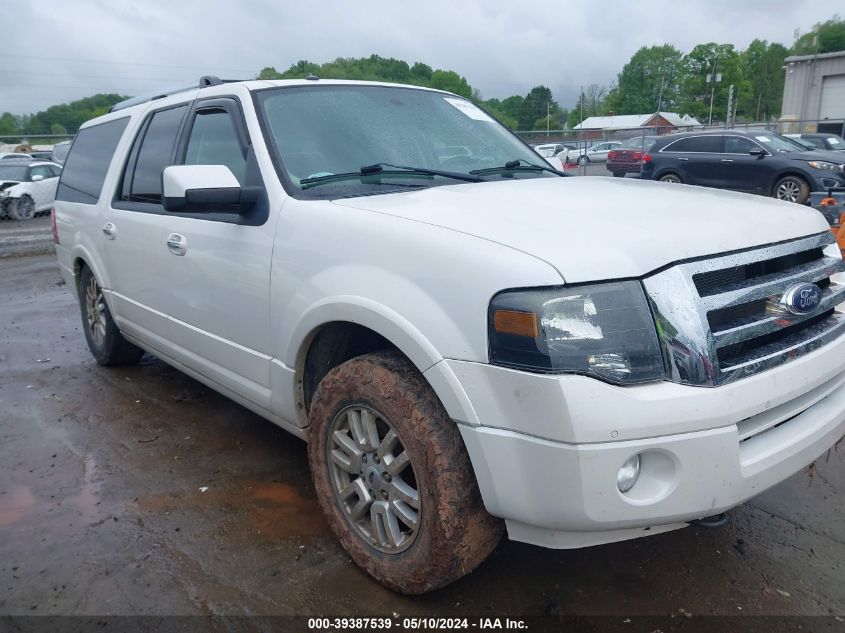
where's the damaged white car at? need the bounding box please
[0,160,62,221]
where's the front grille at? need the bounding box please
[643,233,845,386]
[693,248,823,296]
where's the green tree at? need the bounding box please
[429,70,472,98]
[0,112,18,135]
[567,90,590,128]
[740,39,788,119]
[793,15,845,54]
[679,43,749,123]
[519,86,557,129]
[257,56,473,97]
[604,45,683,114]
[20,94,126,136]
[584,84,607,116]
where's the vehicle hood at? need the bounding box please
[332,177,830,283]
[783,149,845,163]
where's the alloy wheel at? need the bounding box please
[85,276,107,347]
[776,180,801,203]
[327,405,421,553]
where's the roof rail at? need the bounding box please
[109,76,241,113]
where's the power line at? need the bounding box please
[0,69,193,82]
[0,53,254,73]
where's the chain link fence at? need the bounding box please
[516,118,845,177]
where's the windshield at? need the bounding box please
[753,133,807,153]
[0,165,27,180]
[255,85,553,197]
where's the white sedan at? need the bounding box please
[0,161,62,220]
[564,141,622,165]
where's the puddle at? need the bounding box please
[136,481,328,539]
[0,485,37,527]
[67,455,104,524]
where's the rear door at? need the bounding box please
[105,102,191,344]
[658,135,723,186]
[158,97,277,410]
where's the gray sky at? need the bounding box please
[1,0,841,116]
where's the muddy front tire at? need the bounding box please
[307,351,503,594]
[78,266,144,366]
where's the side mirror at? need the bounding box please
[162,165,258,214]
[31,174,44,182]
[749,149,766,157]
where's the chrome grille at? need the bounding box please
[643,232,845,386]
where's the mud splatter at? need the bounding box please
[0,485,36,527]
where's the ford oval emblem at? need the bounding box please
[780,283,823,315]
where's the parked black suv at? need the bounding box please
[641,129,845,204]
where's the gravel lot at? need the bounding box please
[0,254,843,632]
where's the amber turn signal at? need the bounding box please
[493,309,538,337]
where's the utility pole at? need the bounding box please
[546,102,550,137]
[706,59,722,126]
[725,84,734,129]
[657,72,665,113]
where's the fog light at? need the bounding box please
[617,454,641,493]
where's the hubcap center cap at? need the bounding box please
[364,464,384,490]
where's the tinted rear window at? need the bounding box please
[662,136,722,153]
[56,117,129,204]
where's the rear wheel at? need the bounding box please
[78,266,144,366]
[308,351,503,594]
[774,176,810,204]
[659,172,683,184]
[8,195,35,220]
[578,155,590,166]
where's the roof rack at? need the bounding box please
[109,76,241,113]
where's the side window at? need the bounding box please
[122,105,187,204]
[56,117,129,204]
[724,137,758,154]
[29,165,53,181]
[183,108,247,183]
[663,136,722,153]
[49,165,63,178]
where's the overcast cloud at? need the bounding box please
[1,0,842,115]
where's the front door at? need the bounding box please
[720,136,774,194]
[158,98,278,410]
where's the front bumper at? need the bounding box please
[809,170,845,192]
[434,329,845,549]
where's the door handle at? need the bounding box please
[678,157,688,161]
[721,159,734,163]
[102,222,116,239]
[166,233,187,256]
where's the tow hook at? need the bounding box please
[688,513,729,529]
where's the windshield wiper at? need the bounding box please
[469,159,568,177]
[300,163,485,190]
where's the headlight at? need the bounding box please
[808,160,842,172]
[488,281,665,384]
[0,190,9,198]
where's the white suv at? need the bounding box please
[54,77,845,594]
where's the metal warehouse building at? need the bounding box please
[781,51,845,135]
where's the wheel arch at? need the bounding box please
[282,298,480,432]
[68,243,111,301]
[771,171,811,196]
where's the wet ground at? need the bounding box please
[0,254,844,625]
[0,216,53,259]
